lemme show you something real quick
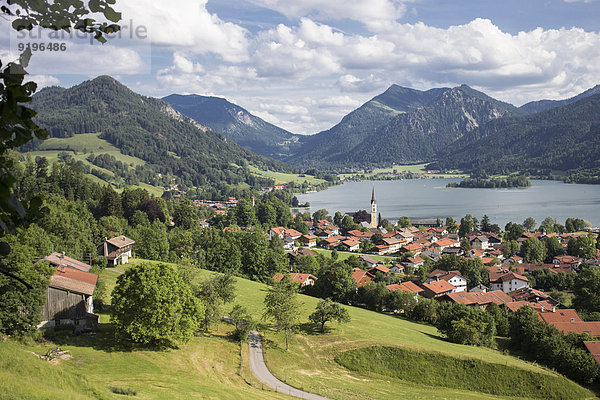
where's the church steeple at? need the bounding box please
[370,186,377,228]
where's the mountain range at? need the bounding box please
[162,94,302,159]
[25,76,294,195]
[24,76,600,187]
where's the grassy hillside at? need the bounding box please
[247,165,326,186]
[23,133,164,196]
[110,260,595,400]
[3,259,594,399]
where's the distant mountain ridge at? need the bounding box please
[25,76,292,194]
[435,92,600,183]
[518,85,600,115]
[289,84,517,166]
[287,85,448,166]
[162,94,301,159]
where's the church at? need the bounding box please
[370,186,377,228]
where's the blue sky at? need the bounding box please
[2,0,600,134]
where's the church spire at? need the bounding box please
[370,186,377,228]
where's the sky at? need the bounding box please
[2,0,600,135]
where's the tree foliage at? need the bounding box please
[309,298,350,332]
[263,276,301,350]
[111,263,204,348]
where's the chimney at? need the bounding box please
[541,306,545,312]
[571,318,575,323]
[552,306,556,312]
[103,238,108,258]
[60,266,65,273]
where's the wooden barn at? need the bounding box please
[38,265,99,331]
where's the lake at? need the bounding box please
[294,179,600,228]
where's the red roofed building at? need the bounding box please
[387,281,425,295]
[341,238,361,252]
[272,272,317,287]
[298,234,318,248]
[39,264,99,330]
[353,268,372,287]
[421,280,456,298]
[584,341,600,365]
[268,227,286,239]
[438,290,512,309]
[41,252,92,272]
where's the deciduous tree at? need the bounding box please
[309,298,350,332]
[111,263,203,348]
[263,276,302,350]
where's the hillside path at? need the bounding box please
[248,330,331,400]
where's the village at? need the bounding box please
[37,185,600,370]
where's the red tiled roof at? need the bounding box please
[441,290,512,306]
[387,281,424,293]
[285,229,302,237]
[422,280,455,295]
[352,268,372,287]
[584,341,600,365]
[552,322,600,336]
[270,227,286,234]
[538,309,582,324]
[50,266,97,296]
[41,252,92,272]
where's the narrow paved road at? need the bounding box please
[248,330,331,400]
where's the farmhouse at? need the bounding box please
[272,272,317,287]
[39,264,98,330]
[41,252,92,272]
[98,236,135,266]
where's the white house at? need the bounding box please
[490,272,529,293]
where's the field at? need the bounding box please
[2,259,596,400]
[247,165,327,185]
[22,133,163,196]
[339,163,468,180]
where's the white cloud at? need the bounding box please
[28,75,60,88]
[118,0,249,62]
[147,16,600,134]
[247,0,408,31]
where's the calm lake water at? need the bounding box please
[295,179,600,228]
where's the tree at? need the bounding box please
[459,214,477,237]
[573,264,600,314]
[480,215,492,232]
[397,216,411,229]
[229,304,254,342]
[0,239,53,335]
[445,217,457,234]
[544,236,564,262]
[520,237,546,263]
[172,199,199,229]
[131,220,169,261]
[234,198,257,227]
[567,236,596,259]
[340,215,358,234]
[460,237,472,253]
[504,222,524,241]
[291,214,309,234]
[111,263,203,348]
[522,217,536,231]
[94,184,122,218]
[312,209,329,223]
[502,240,520,259]
[263,276,302,350]
[194,274,236,331]
[309,298,350,332]
[0,0,122,285]
[333,211,344,226]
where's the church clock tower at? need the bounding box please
[370,186,377,228]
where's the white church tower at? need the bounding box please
[370,186,377,228]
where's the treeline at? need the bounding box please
[447,175,531,188]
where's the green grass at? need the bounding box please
[23,133,163,196]
[335,346,592,400]
[7,259,594,400]
[247,165,326,185]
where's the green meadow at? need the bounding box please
[22,133,163,196]
[247,165,327,185]
[2,259,596,400]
